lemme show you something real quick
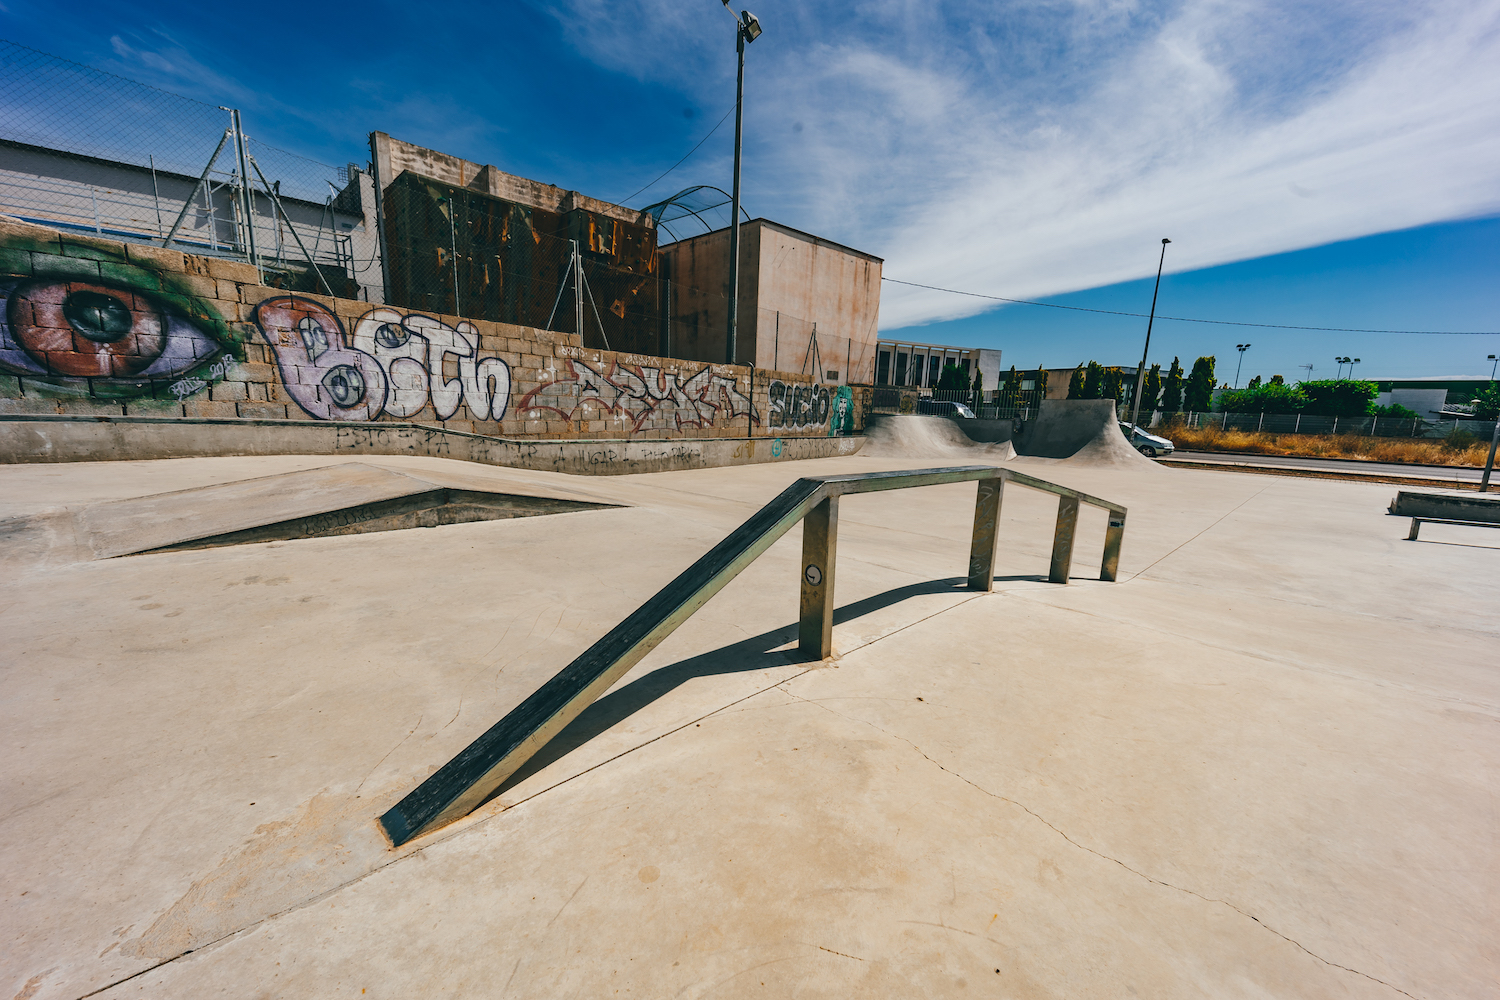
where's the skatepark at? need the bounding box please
[3,404,1497,999]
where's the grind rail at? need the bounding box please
[379,465,1128,846]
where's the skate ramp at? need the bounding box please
[862,416,1016,461]
[1016,399,1157,469]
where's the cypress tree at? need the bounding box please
[1161,357,1185,412]
[1141,363,1162,412]
[1067,366,1085,399]
[1082,361,1104,399]
[1184,356,1216,411]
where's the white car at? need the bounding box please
[1120,422,1174,458]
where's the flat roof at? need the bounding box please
[664,217,884,264]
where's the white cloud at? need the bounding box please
[555,0,1500,328]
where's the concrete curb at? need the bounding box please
[0,415,866,476]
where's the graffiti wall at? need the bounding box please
[0,219,831,440]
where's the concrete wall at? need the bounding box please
[661,219,882,384]
[0,219,837,443]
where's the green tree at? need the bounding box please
[936,363,969,391]
[971,370,983,395]
[1067,366,1085,399]
[1184,356,1216,411]
[1140,363,1162,413]
[1161,357,1185,412]
[1000,365,1020,406]
[1246,375,1262,390]
[1298,379,1377,416]
[1219,383,1305,414]
[1269,374,1285,386]
[1472,382,1500,420]
[1034,368,1049,399]
[1102,366,1125,402]
[1082,361,1105,399]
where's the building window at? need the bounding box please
[928,355,941,386]
[1021,380,1035,391]
[894,352,908,386]
[878,350,891,384]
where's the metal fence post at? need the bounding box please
[1101,511,1126,581]
[799,495,839,659]
[1049,495,1080,584]
[966,477,1003,591]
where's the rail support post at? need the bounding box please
[1049,494,1080,584]
[1101,511,1126,582]
[799,494,839,659]
[967,477,1003,591]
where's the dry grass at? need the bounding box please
[1160,422,1492,467]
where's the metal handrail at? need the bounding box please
[379,465,1128,846]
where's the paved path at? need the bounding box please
[1166,449,1485,482]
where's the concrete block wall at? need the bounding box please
[0,219,835,440]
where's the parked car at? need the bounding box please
[1120,422,1174,457]
[917,399,977,418]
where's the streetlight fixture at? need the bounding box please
[1489,354,1497,379]
[720,0,762,366]
[1128,237,1170,429]
[1234,343,1252,388]
[1349,357,1361,379]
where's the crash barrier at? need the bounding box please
[1389,491,1500,540]
[378,465,1128,846]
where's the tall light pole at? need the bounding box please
[1349,357,1361,379]
[1128,238,1170,429]
[1488,354,1496,379]
[1234,343,1251,388]
[721,1,762,366]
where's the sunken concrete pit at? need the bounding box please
[1,444,1496,999]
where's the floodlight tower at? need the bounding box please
[1234,343,1252,388]
[1128,238,1171,429]
[720,0,763,366]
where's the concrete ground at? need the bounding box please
[1,447,1496,999]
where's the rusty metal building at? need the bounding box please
[373,134,663,355]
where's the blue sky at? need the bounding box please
[3,0,1498,382]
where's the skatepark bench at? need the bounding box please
[1389,491,1500,540]
[379,465,1129,846]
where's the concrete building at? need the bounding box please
[660,220,882,385]
[876,339,1002,391]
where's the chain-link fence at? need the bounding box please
[1173,410,1495,439]
[0,39,378,299]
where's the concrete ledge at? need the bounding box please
[0,415,866,476]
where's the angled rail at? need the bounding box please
[379,465,1127,846]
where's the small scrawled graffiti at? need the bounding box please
[517,359,757,433]
[768,379,831,430]
[254,298,510,422]
[0,238,237,400]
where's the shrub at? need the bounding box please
[1444,428,1478,451]
[1067,366,1085,399]
[1269,374,1285,386]
[1298,379,1377,417]
[1373,403,1420,419]
[1184,356,1216,411]
[1218,383,1306,413]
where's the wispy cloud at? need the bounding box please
[551,0,1500,328]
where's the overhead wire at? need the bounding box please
[616,106,736,207]
[882,277,1500,336]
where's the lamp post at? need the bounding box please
[721,1,762,366]
[1234,343,1251,388]
[1488,354,1497,379]
[1349,357,1361,379]
[1128,237,1170,429]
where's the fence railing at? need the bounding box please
[1167,411,1496,439]
[377,465,1128,845]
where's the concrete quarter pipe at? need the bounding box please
[1016,399,1158,469]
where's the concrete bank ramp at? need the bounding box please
[4,462,620,563]
[862,415,1017,461]
[1016,399,1157,469]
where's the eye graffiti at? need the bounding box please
[254,299,510,423]
[0,260,237,399]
